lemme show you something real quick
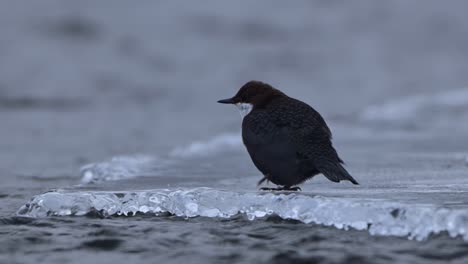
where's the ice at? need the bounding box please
[80,155,167,183]
[169,133,242,158]
[361,88,468,122]
[17,188,468,241]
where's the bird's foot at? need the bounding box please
[257,177,269,186]
[285,186,302,191]
[259,186,301,192]
[259,187,279,191]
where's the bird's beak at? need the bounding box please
[217,97,236,104]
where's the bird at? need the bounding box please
[217,80,358,191]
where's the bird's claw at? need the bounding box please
[259,187,277,191]
[259,186,301,192]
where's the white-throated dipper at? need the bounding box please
[218,80,359,191]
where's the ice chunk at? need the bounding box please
[169,133,242,158]
[17,188,468,241]
[80,155,167,183]
[361,88,468,122]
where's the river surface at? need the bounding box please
[1,1,468,263]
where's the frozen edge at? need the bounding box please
[17,188,468,241]
[169,133,242,158]
[360,88,468,122]
[80,155,168,184]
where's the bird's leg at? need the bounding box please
[259,187,281,191]
[259,186,302,191]
[283,186,302,191]
[257,176,268,186]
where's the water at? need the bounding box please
[2,1,468,263]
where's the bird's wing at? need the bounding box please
[291,125,358,184]
[285,100,358,185]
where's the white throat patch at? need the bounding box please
[236,103,253,118]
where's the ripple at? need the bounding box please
[81,239,122,251]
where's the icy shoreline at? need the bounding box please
[17,188,468,241]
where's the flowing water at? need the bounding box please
[2,1,468,263]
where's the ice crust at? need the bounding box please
[169,133,242,158]
[17,188,468,241]
[80,155,166,183]
[361,88,468,122]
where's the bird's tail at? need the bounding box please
[315,159,359,185]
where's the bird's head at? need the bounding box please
[217,80,284,117]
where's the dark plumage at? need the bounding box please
[218,80,358,191]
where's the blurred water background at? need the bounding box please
[1,1,468,263]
